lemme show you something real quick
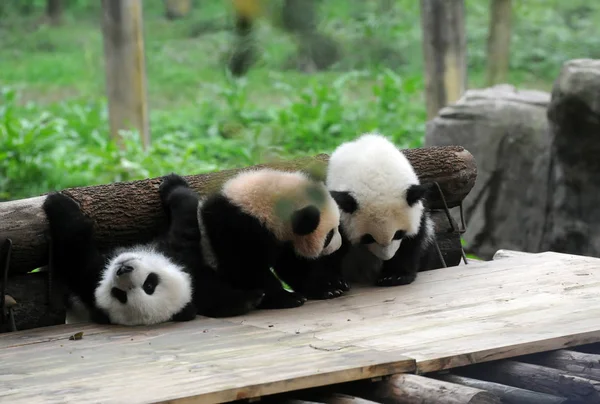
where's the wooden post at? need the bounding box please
[46,0,63,25]
[486,0,512,86]
[100,0,150,150]
[164,0,191,20]
[420,0,467,120]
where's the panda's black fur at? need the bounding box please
[194,168,343,310]
[44,174,264,326]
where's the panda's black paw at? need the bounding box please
[258,290,306,309]
[376,273,417,287]
[158,173,189,202]
[299,273,349,300]
[203,289,265,317]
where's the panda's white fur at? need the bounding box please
[93,245,193,326]
[327,133,434,261]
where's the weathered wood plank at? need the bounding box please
[0,146,477,276]
[348,374,501,404]
[223,252,600,373]
[492,249,534,260]
[0,318,415,404]
[433,373,569,404]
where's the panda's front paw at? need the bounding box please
[300,272,349,300]
[158,173,189,202]
[258,290,306,309]
[376,272,417,286]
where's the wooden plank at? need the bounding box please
[0,318,414,404]
[101,0,151,149]
[492,249,533,260]
[420,0,467,119]
[226,252,600,373]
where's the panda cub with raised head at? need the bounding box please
[44,174,263,326]
[276,133,435,298]
[328,133,435,287]
[196,168,343,309]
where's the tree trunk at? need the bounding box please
[46,0,63,26]
[0,147,477,276]
[486,0,512,86]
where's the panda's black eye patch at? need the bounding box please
[393,230,406,240]
[143,273,160,295]
[111,287,128,304]
[360,234,376,244]
[324,229,334,248]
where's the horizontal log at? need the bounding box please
[433,373,569,404]
[0,146,477,276]
[348,374,501,404]
[458,360,600,402]
[524,349,600,382]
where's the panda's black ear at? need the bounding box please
[291,205,321,236]
[406,183,432,207]
[330,191,358,214]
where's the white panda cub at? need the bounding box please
[328,132,436,286]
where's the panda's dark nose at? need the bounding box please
[116,264,134,276]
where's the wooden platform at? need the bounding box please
[2,251,600,403]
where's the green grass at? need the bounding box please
[1,0,599,201]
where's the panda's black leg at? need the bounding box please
[170,301,198,322]
[296,252,349,300]
[256,267,306,309]
[376,237,422,286]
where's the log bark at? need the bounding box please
[433,373,569,404]
[0,147,477,276]
[349,374,501,404]
[524,350,600,382]
[458,360,600,402]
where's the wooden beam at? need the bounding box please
[0,147,477,276]
[486,0,512,86]
[100,0,150,150]
[433,373,569,404]
[459,360,600,402]
[420,0,467,120]
[347,374,501,403]
[524,349,600,382]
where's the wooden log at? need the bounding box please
[101,0,150,150]
[458,360,600,402]
[486,0,512,86]
[524,349,600,382]
[433,373,569,404]
[492,249,534,260]
[420,0,467,119]
[347,374,501,404]
[0,146,477,276]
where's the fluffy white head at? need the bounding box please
[220,168,342,258]
[94,245,193,326]
[327,133,427,260]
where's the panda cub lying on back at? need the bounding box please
[194,168,343,310]
[44,174,263,326]
[276,133,435,298]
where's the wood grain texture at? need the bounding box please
[223,251,600,373]
[0,146,477,276]
[523,349,600,382]
[0,318,414,404]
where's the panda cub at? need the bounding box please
[276,133,435,298]
[44,174,263,326]
[195,168,343,309]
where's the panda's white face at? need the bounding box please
[327,132,427,261]
[94,246,193,326]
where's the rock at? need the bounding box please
[425,84,551,259]
[542,59,600,255]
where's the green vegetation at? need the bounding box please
[1,0,599,201]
